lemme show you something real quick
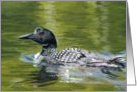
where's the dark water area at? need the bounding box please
[1,1,126,91]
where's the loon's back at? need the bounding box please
[41,48,125,68]
[51,48,88,63]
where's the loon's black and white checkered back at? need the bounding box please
[47,48,89,63]
[41,47,126,68]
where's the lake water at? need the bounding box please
[1,1,126,91]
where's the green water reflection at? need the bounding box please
[1,1,126,91]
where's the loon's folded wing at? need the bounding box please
[54,48,87,63]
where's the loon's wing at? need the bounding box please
[50,48,88,63]
[49,48,109,66]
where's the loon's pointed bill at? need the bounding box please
[18,33,35,39]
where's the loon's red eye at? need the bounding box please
[39,32,45,36]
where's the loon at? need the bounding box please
[19,27,126,73]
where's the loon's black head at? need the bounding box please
[19,27,57,49]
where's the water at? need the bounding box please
[1,1,126,91]
[20,51,126,90]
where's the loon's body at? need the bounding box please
[35,47,124,68]
[19,27,126,74]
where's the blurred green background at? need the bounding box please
[1,1,126,91]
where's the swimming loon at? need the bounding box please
[19,27,126,72]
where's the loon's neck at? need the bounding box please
[40,45,57,56]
